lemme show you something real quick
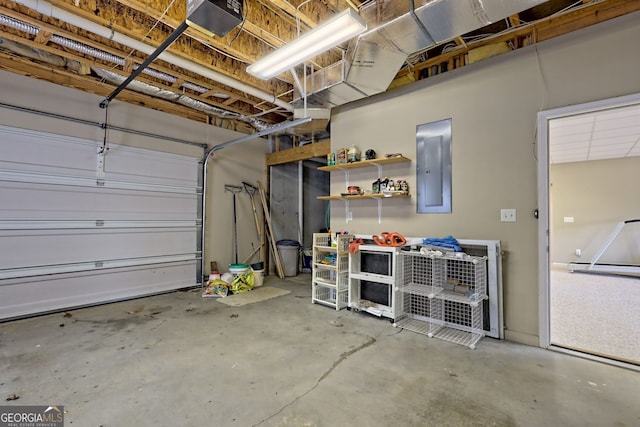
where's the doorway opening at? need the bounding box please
[537,94,640,368]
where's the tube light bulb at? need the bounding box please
[247,9,366,80]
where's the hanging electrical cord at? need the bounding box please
[325,201,331,232]
[227,0,248,46]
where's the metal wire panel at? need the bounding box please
[431,326,484,349]
[443,256,487,301]
[396,250,487,348]
[400,251,445,297]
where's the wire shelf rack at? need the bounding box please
[399,251,445,297]
[312,233,352,311]
[396,250,487,349]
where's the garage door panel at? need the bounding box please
[0,228,197,270]
[0,261,196,320]
[0,124,202,320]
[0,125,97,175]
[106,145,199,187]
[0,125,200,187]
[0,161,96,180]
[0,182,198,221]
[0,124,198,191]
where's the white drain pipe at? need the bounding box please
[15,0,293,112]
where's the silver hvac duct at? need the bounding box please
[294,0,548,109]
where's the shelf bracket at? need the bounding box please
[345,199,351,223]
[377,198,382,224]
[375,163,382,179]
[343,169,350,188]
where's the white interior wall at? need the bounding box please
[551,157,640,265]
[0,70,268,280]
[330,12,640,345]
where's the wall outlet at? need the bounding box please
[564,216,575,223]
[500,208,516,222]
[575,249,582,257]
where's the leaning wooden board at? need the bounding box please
[257,181,285,279]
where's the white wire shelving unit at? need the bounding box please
[394,249,488,349]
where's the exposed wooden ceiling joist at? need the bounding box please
[0,0,636,137]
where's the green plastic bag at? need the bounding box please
[230,270,254,294]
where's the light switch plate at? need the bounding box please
[501,208,516,222]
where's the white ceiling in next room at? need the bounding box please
[549,102,640,164]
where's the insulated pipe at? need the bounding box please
[15,0,294,112]
[205,117,311,154]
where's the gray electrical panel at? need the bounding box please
[416,118,452,213]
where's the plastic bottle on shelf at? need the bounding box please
[326,152,335,166]
[336,148,347,164]
[401,180,409,194]
[387,179,395,192]
[380,177,389,192]
[372,178,380,194]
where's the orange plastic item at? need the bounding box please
[348,238,365,254]
[372,232,407,247]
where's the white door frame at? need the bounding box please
[537,92,640,348]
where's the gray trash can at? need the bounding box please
[276,240,300,277]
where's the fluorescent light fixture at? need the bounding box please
[246,8,366,80]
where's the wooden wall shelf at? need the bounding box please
[318,155,410,172]
[317,155,412,223]
[317,193,410,201]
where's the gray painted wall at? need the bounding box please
[329,12,640,345]
[270,159,330,256]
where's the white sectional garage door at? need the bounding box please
[0,125,201,320]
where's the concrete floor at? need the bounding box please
[1,275,639,427]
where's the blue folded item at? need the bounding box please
[422,236,462,252]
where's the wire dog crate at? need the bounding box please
[395,249,488,349]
